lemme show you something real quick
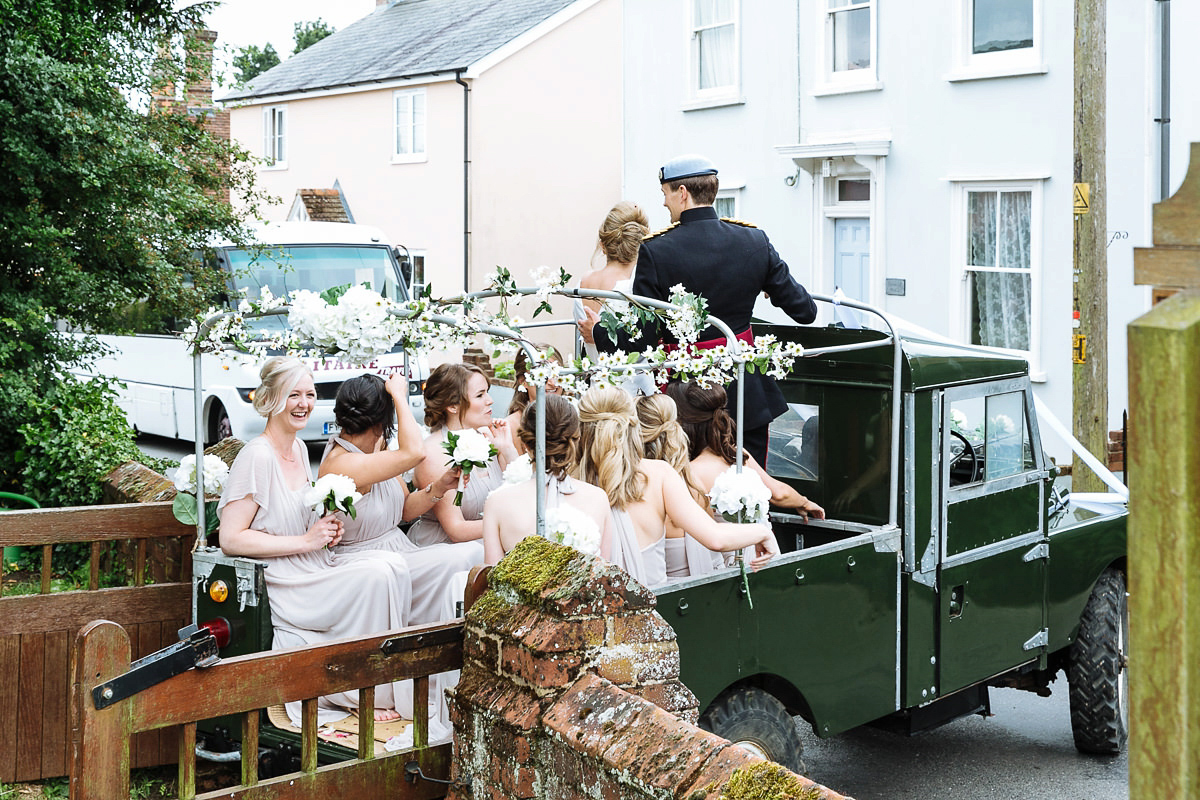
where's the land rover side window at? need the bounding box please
[770,386,890,525]
[768,404,820,482]
[948,390,1034,486]
[227,246,405,333]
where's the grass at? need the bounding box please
[2,766,187,799]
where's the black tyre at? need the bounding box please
[699,686,805,774]
[209,402,232,446]
[1067,567,1129,754]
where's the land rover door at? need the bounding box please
[937,378,1048,694]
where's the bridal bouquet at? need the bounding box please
[443,429,498,505]
[707,465,771,609]
[502,453,533,485]
[544,505,602,557]
[305,473,362,520]
[172,454,230,536]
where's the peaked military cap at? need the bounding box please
[658,154,718,183]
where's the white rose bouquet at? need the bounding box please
[442,429,498,506]
[172,454,230,537]
[502,453,533,485]
[304,473,363,520]
[708,466,771,525]
[707,465,772,610]
[544,505,602,557]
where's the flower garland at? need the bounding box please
[180,267,806,393]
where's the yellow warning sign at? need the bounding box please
[1072,333,1087,364]
[1073,183,1090,214]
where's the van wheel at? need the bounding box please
[699,686,805,774]
[209,403,232,446]
[1068,567,1128,754]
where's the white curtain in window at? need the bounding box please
[973,191,1031,350]
[695,0,735,90]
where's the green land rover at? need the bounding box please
[662,322,1127,772]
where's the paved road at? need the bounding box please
[794,686,1127,800]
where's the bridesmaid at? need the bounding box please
[218,357,413,724]
[406,363,517,562]
[574,387,778,589]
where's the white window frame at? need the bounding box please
[392,88,427,164]
[684,0,742,110]
[812,0,880,96]
[714,189,741,220]
[950,179,1044,377]
[948,0,1045,82]
[262,105,286,170]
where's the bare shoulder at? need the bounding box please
[580,271,605,290]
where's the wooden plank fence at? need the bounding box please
[0,502,193,782]
[70,619,463,799]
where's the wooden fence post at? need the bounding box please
[68,620,131,800]
[1128,142,1200,799]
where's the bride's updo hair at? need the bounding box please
[597,201,650,265]
[253,356,313,418]
[424,362,487,429]
[636,393,706,506]
[517,394,578,479]
[575,387,645,510]
[334,374,394,444]
[665,381,739,464]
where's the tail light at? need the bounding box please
[199,617,233,649]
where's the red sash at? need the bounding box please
[662,326,755,356]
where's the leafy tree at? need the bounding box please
[0,0,267,504]
[293,18,335,54]
[232,41,279,83]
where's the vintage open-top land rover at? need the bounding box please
[187,303,1127,776]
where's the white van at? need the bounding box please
[86,221,427,445]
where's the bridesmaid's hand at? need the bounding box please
[304,514,343,551]
[748,526,779,571]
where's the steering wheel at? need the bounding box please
[949,430,982,485]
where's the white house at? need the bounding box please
[222,0,622,322]
[621,0,1199,463]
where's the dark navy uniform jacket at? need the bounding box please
[594,205,816,430]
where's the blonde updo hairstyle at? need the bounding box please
[253,356,313,418]
[597,201,650,265]
[574,387,645,510]
[423,362,488,429]
[636,393,707,507]
[518,394,579,480]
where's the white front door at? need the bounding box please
[833,217,870,326]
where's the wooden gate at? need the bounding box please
[0,502,192,782]
[70,619,462,799]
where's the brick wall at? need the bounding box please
[447,536,850,800]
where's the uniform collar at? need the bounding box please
[679,206,719,224]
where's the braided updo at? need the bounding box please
[597,201,650,265]
[517,394,579,479]
[665,381,739,464]
[575,387,645,510]
[334,374,395,443]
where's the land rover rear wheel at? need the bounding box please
[699,686,805,774]
[1067,567,1128,754]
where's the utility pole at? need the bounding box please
[1072,0,1108,493]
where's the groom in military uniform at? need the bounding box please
[580,154,817,465]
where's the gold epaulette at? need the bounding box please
[721,217,758,228]
[643,222,678,241]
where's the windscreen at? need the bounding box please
[225,245,407,333]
